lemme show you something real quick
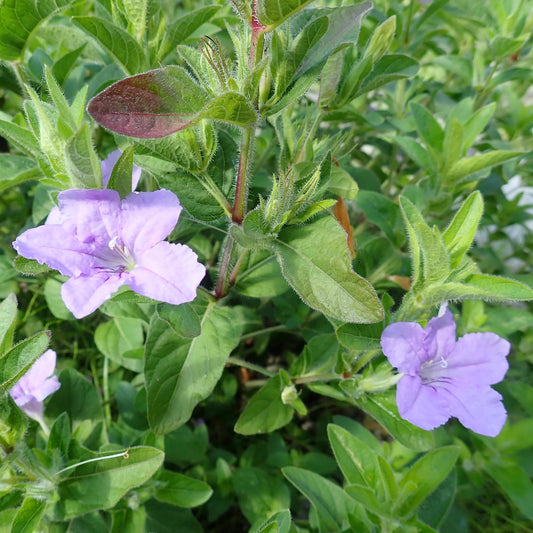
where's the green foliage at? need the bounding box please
[1,0,532,530]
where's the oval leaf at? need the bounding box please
[88,66,256,138]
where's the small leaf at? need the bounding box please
[0,154,41,192]
[250,509,292,533]
[446,150,523,182]
[0,332,51,394]
[106,146,135,198]
[88,67,256,138]
[396,446,459,517]
[234,375,294,435]
[11,497,47,533]
[410,102,444,152]
[275,216,384,323]
[282,466,355,531]
[155,470,213,508]
[257,0,315,29]
[0,294,17,355]
[394,135,435,172]
[442,191,483,268]
[65,123,102,189]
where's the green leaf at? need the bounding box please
[399,196,427,288]
[250,509,292,533]
[156,303,202,339]
[358,390,435,451]
[0,0,75,60]
[462,102,495,151]
[394,135,435,172]
[441,118,463,172]
[335,323,382,351]
[0,332,50,394]
[415,223,450,285]
[0,155,41,192]
[410,102,444,152]
[233,468,291,524]
[94,318,145,372]
[54,446,164,520]
[485,462,533,521]
[11,497,47,533]
[107,146,135,198]
[354,54,419,98]
[122,0,148,40]
[257,0,315,29]
[364,16,396,64]
[446,150,523,182]
[0,293,17,355]
[275,216,384,323]
[282,466,355,531]
[73,16,148,75]
[356,191,402,244]
[295,3,372,78]
[442,191,483,268]
[145,501,202,533]
[344,484,390,518]
[145,303,242,434]
[234,251,289,298]
[44,66,77,134]
[0,121,41,160]
[44,278,75,320]
[46,368,104,426]
[396,446,460,517]
[327,425,386,497]
[464,274,533,301]
[155,470,213,508]
[234,374,294,435]
[65,123,102,189]
[158,6,221,61]
[88,67,256,138]
[13,256,51,275]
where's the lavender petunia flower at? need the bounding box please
[381,308,510,437]
[9,349,61,421]
[13,189,205,318]
[101,149,142,190]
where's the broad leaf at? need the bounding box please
[11,497,47,533]
[73,16,148,75]
[88,67,256,138]
[0,155,41,192]
[145,303,242,434]
[275,216,383,323]
[54,446,164,519]
[446,150,523,182]
[0,0,74,60]
[282,466,355,531]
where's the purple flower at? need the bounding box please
[101,149,142,190]
[9,349,61,421]
[13,189,205,318]
[381,308,510,436]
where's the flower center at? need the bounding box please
[108,236,136,271]
[419,356,448,385]
[94,236,136,274]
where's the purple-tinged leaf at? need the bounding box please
[88,66,257,139]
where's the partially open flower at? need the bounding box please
[9,349,61,421]
[381,308,510,437]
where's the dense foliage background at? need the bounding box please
[0,0,532,531]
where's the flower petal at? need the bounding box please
[396,375,451,431]
[120,190,182,255]
[381,322,428,374]
[439,382,507,437]
[129,241,205,305]
[445,332,510,385]
[424,309,457,359]
[61,273,127,318]
[13,225,99,277]
[55,189,122,245]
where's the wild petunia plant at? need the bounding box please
[0,0,532,531]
